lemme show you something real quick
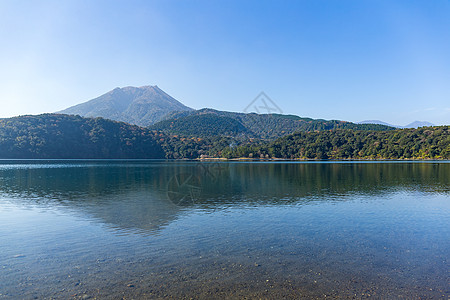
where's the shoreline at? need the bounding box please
[0,157,449,162]
[198,157,450,161]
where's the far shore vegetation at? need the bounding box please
[0,114,448,160]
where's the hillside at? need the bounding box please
[151,114,253,138]
[58,85,193,127]
[155,108,395,139]
[0,114,165,159]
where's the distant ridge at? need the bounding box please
[358,120,435,129]
[404,121,435,128]
[58,85,193,127]
[358,120,399,127]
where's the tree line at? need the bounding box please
[219,127,450,160]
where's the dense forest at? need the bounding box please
[0,114,448,160]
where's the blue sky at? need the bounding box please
[1,0,449,125]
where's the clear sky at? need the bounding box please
[1,0,449,125]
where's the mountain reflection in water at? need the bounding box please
[0,161,448,235]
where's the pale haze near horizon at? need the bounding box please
[0,0,449,126]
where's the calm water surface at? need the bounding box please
[0,161,449,299]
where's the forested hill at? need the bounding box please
[154,108,395,139]
[0,114,165,159]
[221,127,450,160]
[150,114,254,138]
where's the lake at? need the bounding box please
[0,160,449,299]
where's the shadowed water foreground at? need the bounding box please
[0,160,449,299]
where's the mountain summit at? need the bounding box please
[358,120,435,129]
[58,85,193,126]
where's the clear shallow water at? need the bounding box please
[0,161,449,299]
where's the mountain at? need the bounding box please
[358,120,435,129]
[358,120,400,128]
[152,109,395,139]
[58,85,397,137]
[0,114,165,159]
[58,85,193,127]
[404,121,435,128]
